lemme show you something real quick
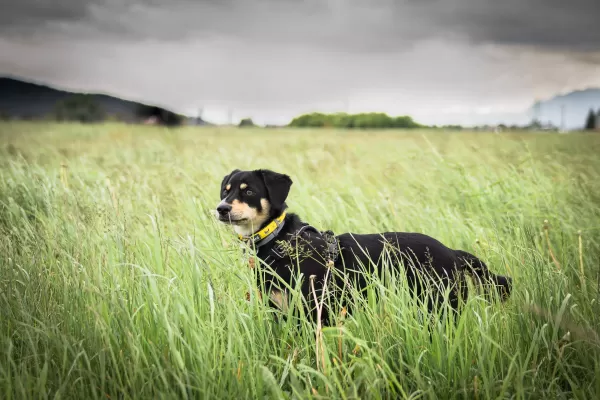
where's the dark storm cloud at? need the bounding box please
[1,0,599,128]
[432,0,600,51]
[1,0,599,52]
[0,0,104,34]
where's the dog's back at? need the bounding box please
[334,231,512,310]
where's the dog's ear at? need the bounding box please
[220,169,240,193]
[257,169,293,209]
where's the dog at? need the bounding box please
[216,168,513,325]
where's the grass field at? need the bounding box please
[1,122,600,399]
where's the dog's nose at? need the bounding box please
[216,203,232,216]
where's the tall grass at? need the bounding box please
[1,122,599,399]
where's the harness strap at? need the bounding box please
[270,224,340,265]
[321,229,340,265]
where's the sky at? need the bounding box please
[1,0,600,126]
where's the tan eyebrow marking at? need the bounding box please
[226,184,231,190]
[240,183,248,190]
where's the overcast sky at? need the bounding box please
[1,0,600,125]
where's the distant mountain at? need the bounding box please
[530,88,600,130]
[0,76,208,125]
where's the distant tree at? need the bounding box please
[527,119,543,130]
[289,112,329,127]
[239,118,255,127]
[442,125,463,130]
[54,95,105,123]
[392,115,420,128]
[331,113,354,128]
[585,108,596,130]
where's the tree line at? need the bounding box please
[585,108,600,131]
[288,112,423,129]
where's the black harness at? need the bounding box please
[242,219,340,266]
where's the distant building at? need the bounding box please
[143,116,159,125]
[182,116,212,126]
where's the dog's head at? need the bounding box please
[215,169,293,235]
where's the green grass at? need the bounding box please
[1,121,600,399]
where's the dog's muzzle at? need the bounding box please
[216,202,232,218]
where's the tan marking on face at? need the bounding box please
[232,198,271,236]
[240,183,248,190]
[270,290,289,312]
[260,198,270,213]
[225,184,231,190]
[230,199,255,219]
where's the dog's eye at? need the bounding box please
[245,190,254,196]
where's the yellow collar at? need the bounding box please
[239,212,287,247]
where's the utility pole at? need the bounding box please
[560,104,566,132]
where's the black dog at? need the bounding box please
[216,168,513,325]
